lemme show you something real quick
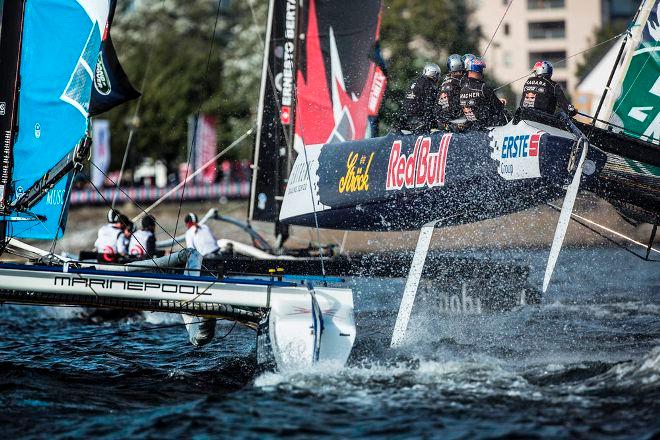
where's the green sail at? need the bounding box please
[611,1,660,145]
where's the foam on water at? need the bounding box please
[0,247,658,438]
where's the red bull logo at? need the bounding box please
[386,134,451,191]
[501,132,542,159]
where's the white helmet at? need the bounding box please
[447,54,464,73]
[533,60,553,78]
[422,63,442,82]
[107,209,120,223]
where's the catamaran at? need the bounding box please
[1,0,656,369]
[0,0,356,372]
[277,0,660,345]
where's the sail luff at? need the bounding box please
[597,0,656,129]
[249,0,300,223]
[0,0,26,215]
[249,0,276,222]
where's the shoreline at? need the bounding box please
[26,194,657,257]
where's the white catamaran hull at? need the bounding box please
[0,264,356,372]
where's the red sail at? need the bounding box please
[294,0,384,148]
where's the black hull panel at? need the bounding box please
[280,120,607,231]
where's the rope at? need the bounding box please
[484,0,514,56]
[546,203,659,262]
[247,0,326,275]
[110,0,164,209]
[169,0,225,257]
[494,32,626,91]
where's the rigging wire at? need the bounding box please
[546,202,659,262]
[483,0,514,56]
[247,0,327,276]
[85,172,165,273]
[111,0,167,209]
[574,110,652,139]
[169,0,225,257]
[611,53,652,115]
[494,32,626,91]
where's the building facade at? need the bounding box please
[470,0,640,98]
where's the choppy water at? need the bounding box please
[1,248,659,439]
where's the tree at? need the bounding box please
[104,0,263,171]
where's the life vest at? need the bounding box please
[94,224,123,262]
[129,229,155,258]
[185,224,219,256]
[437,75,463,120]
[519,76,557,113]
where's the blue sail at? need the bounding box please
[8,0,109,239]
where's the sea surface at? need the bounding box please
[1,247,658,439]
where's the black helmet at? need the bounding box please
[118,214,133,231]
[184,212,198,224]
[142,215,156,229]
[107,209,120,223]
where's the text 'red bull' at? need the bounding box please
[386,134,451,191]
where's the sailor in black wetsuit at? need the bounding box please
[519,60,575,116]
[395,63,442,132]
[437,54,465,124]
[459,57,507,128]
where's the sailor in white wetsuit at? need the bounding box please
[129,215,156,259]
[184,212,220,256]
[182,212,218,347]
[94,209,124,263]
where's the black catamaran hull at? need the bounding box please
[280,120,608,231]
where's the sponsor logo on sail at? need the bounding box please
[339,151,374,193]
[93,54,112,96]
[280,0,297,110]
[386,134,451,191]
[501,133,541,159]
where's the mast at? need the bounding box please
[595,0,655,127]
[249,0,276,222]
[249,0,301,240]
[0,0,26,250]
[0,0,25,215]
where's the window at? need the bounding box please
[503,51,513,67]
[504,23,510,36]
[528,0,565,9]
[528,21,565,39]
[529,51,567,68]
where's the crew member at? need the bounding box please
[116,214,133,257]
[462,53,476,72]
[94,209,124,262]
[437,54,466,123]
[129,215,156,259]
[519,60,574,116]
[183,212,219,347]
[459,57,507,128]
[184,212,220,256]
[395,63,442,132]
